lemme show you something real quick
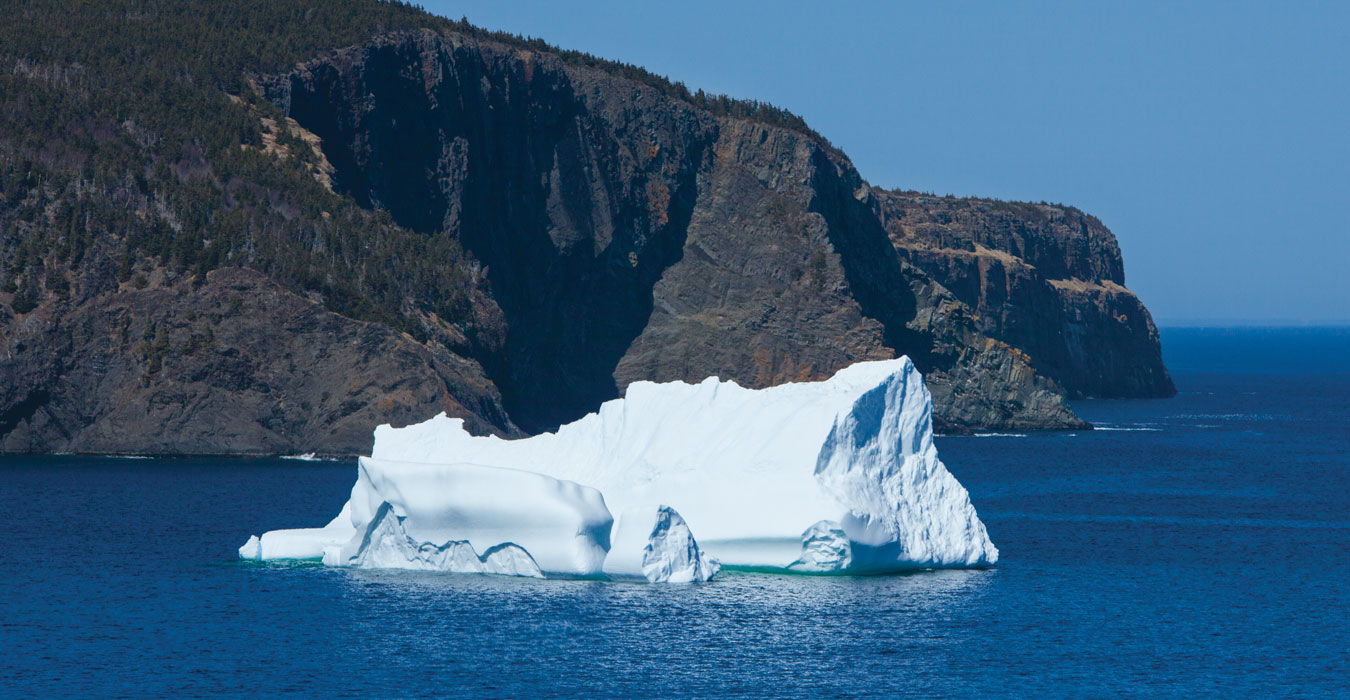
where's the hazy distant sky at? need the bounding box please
[424,1,1348,325]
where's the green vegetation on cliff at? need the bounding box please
[0,1,826,338]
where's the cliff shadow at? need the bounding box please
[275,35,710,432]
[806,150,947,374]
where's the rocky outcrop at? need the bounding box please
[612,118,1083,430]
[0,267,514,454]
[872,192,1174,399]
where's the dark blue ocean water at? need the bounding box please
[1,327,1347,698]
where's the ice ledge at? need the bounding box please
[333,502,545,578]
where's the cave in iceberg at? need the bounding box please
[240,357,997,581]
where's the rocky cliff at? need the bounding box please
[0,8,1170,454]
[872,192,1174,400]
[262,30,1092,435]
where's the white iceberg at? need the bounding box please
[240,356,997,580]
[240,457,712,582]
[603,506,721,583]
[334,458,614,577]
[238,503,355,561]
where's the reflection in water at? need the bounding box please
[328,567,1000,696]
[336,566,997,603]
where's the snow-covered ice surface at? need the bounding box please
[241,357,997,579]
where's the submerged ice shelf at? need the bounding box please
[241,357,997,581]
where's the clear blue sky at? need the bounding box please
[424,1,1348,325]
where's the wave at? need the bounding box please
[1173,413,1278,421]
[970,432,1028,438]
[999,512,1350,530]
[280,453,346,462]
[1093,426,1162,432]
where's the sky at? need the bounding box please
[424,1,1348,325]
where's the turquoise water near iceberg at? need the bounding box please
[0,327,1346,698]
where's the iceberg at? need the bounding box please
[603,506,721,583]
[240,356,997,580]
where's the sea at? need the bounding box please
[1,327,1346,698]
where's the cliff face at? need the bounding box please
[265,32,719,431]
[0,22,1171,454]
[872,192,1174,399]
[263,30,1090,434]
